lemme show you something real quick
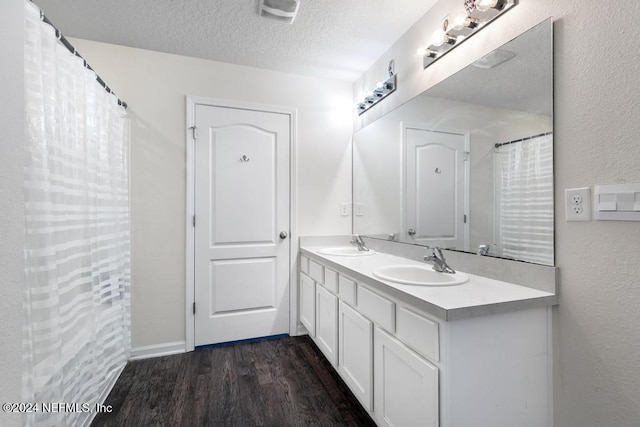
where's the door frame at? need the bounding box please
[185,96,298,352]
[400,122,470,251]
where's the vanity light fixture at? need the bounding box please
[259,0,300,23]
[419,0,517,69]
[356,63,397,116]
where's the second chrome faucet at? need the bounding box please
[424,247,456,274]
[350,234,370,252]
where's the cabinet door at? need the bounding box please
[374,327,439,427]
[315,285,338,367]
[299,273,315,337]
[338,301,373,412]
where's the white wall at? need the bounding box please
[356,1,640,425]
[0,1,24,426]
[69,39,353,348]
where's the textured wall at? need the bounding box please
[0,1,24,426]
[69,39,353,348]
[355,0,640,425]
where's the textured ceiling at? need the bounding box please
[33,0,439,82]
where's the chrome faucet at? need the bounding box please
[477,244,490,256]
[424,247,456,274]
[351,234,369,252]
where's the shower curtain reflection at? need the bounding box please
[494,133,553,265]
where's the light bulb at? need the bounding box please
[416,47,428,57]
[431,29,448,47]
[376,81,384,89]
[476,0,499,12]
[450,6,468,30]
[452,15,478,31]
[451,15,466,31]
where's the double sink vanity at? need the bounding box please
[298,236,557,427]
[298,17,558,427]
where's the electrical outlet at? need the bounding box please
[565,187,591,221]
[355,203,364,217]
[340,203,350,217]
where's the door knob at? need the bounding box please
[408,228,416,236]
[279,231,288,239]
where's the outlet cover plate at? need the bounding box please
[565,187,591,221]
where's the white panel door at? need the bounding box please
[194,104,290,346]
[374,327,439,427]
[338,301,373,412]
[404,123,468,250]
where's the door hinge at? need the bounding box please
[193,302,196,314]
[190,126,197,140]
[464,151,470,161]
[464,214,468,223]
[192,215,196,227]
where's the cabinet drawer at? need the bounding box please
[309,259,324,284]
[300,255,309,274]
[324,268,338,294]
[358,286,395,333]
[338,275,357,306]
[396,307,440,362]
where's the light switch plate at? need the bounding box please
[340,203,350,217]
[565,187,591,221]
[594,183,640,221]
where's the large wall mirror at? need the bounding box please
[353,19,554,266]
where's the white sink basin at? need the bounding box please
[318,246,377,257]
[372,264,468,286]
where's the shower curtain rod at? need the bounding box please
[35,4,128,109]
[495,131,552,149]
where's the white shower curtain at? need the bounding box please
[495,133,554,265]
[23,1,130,426]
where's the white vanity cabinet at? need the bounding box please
[299,256,339,366]
[299,270,315,337]
[338,301,373,411]
[298,252,552,427]
[374,327,439,427]
[315,284,338,366]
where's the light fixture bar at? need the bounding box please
[259,0,300,23]
[356,74,397,116]
[422,0,517,69]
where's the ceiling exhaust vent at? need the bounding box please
[259,0,300,23]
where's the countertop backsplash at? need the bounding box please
[299,235,557,294]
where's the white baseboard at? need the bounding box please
[129,341,186,361]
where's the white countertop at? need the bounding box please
[301,246,558,321]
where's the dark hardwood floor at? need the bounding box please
[92,335,376,426]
